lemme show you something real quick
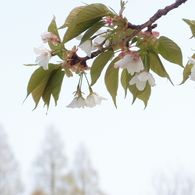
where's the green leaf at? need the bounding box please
[79,21,105,45]
[63,3,114,43]
[120,68,151,107]
[48,16,65,59]
[128,81,151,108]
[58,6,85,29]
[24,64,37,67]
[120,69,131,98]
[42,67,65,107]
[183,19,195,38]
[48,16,61,40]
[180,53,195,84]
[25,64,65,109]
[149,50,173,85]
[158,36,183,67]
[90,50,114,86]
[104,57,119,107]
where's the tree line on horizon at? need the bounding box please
[0,125,105,195]
[1,124,195,195]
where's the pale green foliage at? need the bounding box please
[32,128,105,195]
[33,127,67,195]
[0,125,23,195]
[72,144,104,195]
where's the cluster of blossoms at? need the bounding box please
[32,31,108,108]
[114,50,156,91]
[188,57,195,81]
[34,32,60,70]
[66,88,107,108]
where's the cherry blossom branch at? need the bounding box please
[89,0,188,59]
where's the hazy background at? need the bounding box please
[1,0,195,194]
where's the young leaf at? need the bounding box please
[42,67,65,107]
[25,64,65,109]
[128,81,151,108]
[58,6,85,29]
[90,50,114,86]
[180,53,195,84]
[48,16,61,40]
[158,36,183,67]
[180,64,193,84]
[104,57,119,107]
[63,3,114,43]
[79,21,105,45]
[183,19,195,38]
[48,16,65,59]
[149,50,173,85]
[120,69,131,98]
[24,64,37,67]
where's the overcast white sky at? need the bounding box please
[1,0,195,194]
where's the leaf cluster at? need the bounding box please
[25,1,187,110]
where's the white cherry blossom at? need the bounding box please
[79,40,96,57]
[66,96,86,108]
[129,71,156,91]
[41,31,60,46]
[34,45,51,70]
[86,93,107,106]
[114,54,144,75]
[66,95,95,108]
[41,32,53,43]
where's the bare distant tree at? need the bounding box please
[72,144,105,195]
[0,125,23,195]
[32,126,67,195]
[153,171,195,195]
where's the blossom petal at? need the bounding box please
[148,73,156,86]
[85,99,95,108]
[188,57,195,65]
[79,40,96,57]
[129,75,138,85]
[77,97,86,108]
[66,98,77,108]
[136,80,146,91]
[34,45,51,70]
[191,65,195,73]
[114,54,144,75]
[189,72,195,81]
[86,93,107,106]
